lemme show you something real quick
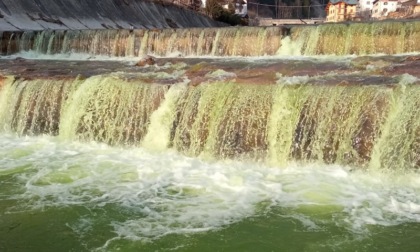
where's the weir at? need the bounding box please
[0,56,419,170]
[2,4,420,251]
[0,11,419,170]
[2,20,420,57]
[0,0,222,31]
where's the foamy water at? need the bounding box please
[0,49,393,62]
[1,134,420,249]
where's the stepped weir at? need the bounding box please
[2,21,420,57]
[1,2,420,251]
[0,23,419,169]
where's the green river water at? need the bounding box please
[1,20,420,252]
[1,134,420,251]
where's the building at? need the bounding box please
[371,0,399,19]
[325,0,358,22]
[235,0,248,17]
[358,0,375,10]
[357,0,374,18]
[400,0,420,5]
[400,0,420,12]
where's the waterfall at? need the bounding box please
[2,20,420,57]
[2,1,420,251]
[0,76,73,135]
[0,19,419,170]
[0,75,168,144]
[0,74,418,170]
[58,75,168,145]
[290,21,420,55]
[1,26,284,57]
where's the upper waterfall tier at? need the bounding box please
[0,0,222,31]
[2,21,420,57]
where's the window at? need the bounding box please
[384,2,388,5]
[367,1,370,4]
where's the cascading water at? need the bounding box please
[0,71,418,170]
[1,19,420,252]
[2,20,420,57]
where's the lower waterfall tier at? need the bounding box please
[0,56,419,170]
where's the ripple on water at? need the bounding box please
[1,134,420,250]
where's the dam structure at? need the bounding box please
[0,0,223,30]
[0,1,420,251]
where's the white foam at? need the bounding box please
[0,49,360,63]
[1,50,143,62]
[398,73,419,85]
[110,69,188,80]
[205,69,237,81]
[276,73,310,85]
[142,82,188,151]
[277,36,303,56]
[1,135,420,247]
[3,48,420,63]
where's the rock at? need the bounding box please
[404,56,420,61]
[350,56,392,70]
[135,56,156,67]
[14,57,25,62]
[365,60,392,70]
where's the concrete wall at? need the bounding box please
[0,0,224,31]
[255,18,322,26]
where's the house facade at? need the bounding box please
[401,0,420,5]
[400,0,420,13]
[358,0,375,10]
[357,0,374,18]
[326,0,358,22]
[371,0,398,19]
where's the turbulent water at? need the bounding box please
[2,20,420,57]
[1,134,420,251]
[1,20,420,251]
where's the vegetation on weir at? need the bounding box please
[204,0,247,25]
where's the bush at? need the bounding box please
[205,0,244,26]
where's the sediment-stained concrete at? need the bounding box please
[0,0,223,31]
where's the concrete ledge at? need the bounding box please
[255,18,325,26]
[0,0,224,31]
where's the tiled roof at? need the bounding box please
[329,0,358,4]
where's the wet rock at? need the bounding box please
[13,57,25,62]
[404,56,420,61]
[135,56,156,67]
[189,76,205,87]
[350,56,393,70]
[0,75,9,89]
[365,60,392,71]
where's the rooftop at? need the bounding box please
[329,0,358,5]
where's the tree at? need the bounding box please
[205,0,224,18]
[205,0,243,25]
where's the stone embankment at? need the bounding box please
[0,0,223,31]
